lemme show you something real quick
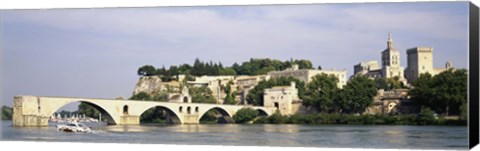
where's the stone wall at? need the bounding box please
[133,76,181,97]
[133,76,163,95]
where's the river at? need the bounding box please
[0,121,468,150]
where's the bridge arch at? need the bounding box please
[198,106,234,124]
[256,109,269,116]
[138,105,183,124]
[48,100,118,125]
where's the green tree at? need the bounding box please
[409,73,433,108]
[235,58,312,75]
[459,103,467,120]
[199,110,221,123]
[137,65,157,76]
[375,77,390,90]
[267,111,287,124]
[430,69,467,116]
[219,67,237,75]
[1,106,13,120]
[189,87,217,103]
[77,103,102,119]
[417,107,436,125]
[129,92,152,101]
[303,74,339,113]
[223,81,237,104]
[224,94,236,105]
[292,59,313,69]
[387,76,405,89]
[410,69,467,116]
[152,91,169,102]
[337,76,377,114]
[232,108,258,123]
[140,107,172,123]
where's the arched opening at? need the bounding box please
[140,106,181,124]
[195,107,199,113]
[183,97,188,103]
[123,105,129,115]
[256,109,269,116]
[49,101,116,126]
[387,102,398,114]
[179,106,183,113]
[187,106,191,114]
[199,107,233,124]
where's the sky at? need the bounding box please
[0,2,470,110]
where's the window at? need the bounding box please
[195,107,199,112]
[179,106,183,113]
[187,107,191,114]
[123,105,129,115]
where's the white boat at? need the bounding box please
[56,122,92,133]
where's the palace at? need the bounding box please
[353,33,453,84]
[405,47,453,83]
[353,33,405,83]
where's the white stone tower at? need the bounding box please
[405,46,434,83]
[381,33,405,79]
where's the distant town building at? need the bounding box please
[235,75,270,104]
[405,46,453,83]
[365,89,415,115]
[354,60,380,75]
[187,75,235,104]
[263,82,304,115]
[353,60,382,78]
[353,33,412,84]
[268,65,347,88]
[167,86,192,103]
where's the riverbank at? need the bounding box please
[252,113,467,126]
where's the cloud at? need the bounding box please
[0,2,469,108]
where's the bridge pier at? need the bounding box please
[12,96,50,127]
[119,115,140,125]
[183,115,200,124]
[13,115,50,127]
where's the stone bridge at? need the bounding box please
[12,95,276,127]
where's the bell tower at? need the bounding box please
[381,33,404,79]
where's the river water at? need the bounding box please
[0,121,468,150]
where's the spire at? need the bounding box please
[387,32,393,49]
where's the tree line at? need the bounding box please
[137,58,315,81]
[409,69,467,117]
[1,106,13,120]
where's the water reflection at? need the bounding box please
[262,124,300,133]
